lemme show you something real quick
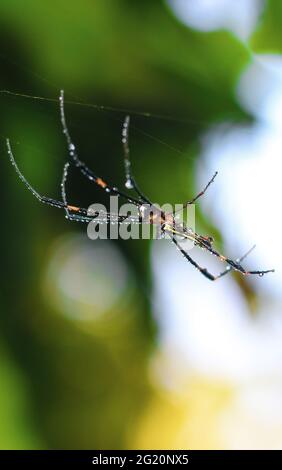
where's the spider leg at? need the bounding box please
[60,161,92,222]
[122,115,152,204]
[61,212,97,223]
[60,160,142,224]
[170,235,218,281]
[183,171,218,207]
[171,236,274,281]
[60,212,141,224]
[6,139,146,229]
[7,138,105,222]
[172,171,218,217]
[7,138,65,210]
[60,163,142,225]
[214,244,256,279]
[59,90,141,206]
[61,161,71,219]
[196,236,274,277]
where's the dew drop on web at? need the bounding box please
[125,179,133,189]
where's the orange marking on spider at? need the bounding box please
[67,205,80,212]
[96,178,107,188]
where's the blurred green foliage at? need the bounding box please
[251,0,282,52]
[0,0,276,450]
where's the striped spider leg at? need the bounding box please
[59,89,151,225]
[173,170,218,217]
[60,160,139,225]
[121,115,152,204]
[6,139,140,227]
[164,224,274,281]
[59,90,145,208]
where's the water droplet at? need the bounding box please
[259,273,264,277]
[125,180,133,189]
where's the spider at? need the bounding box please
[6,90,274,281]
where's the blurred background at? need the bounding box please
[0,0,282,450]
